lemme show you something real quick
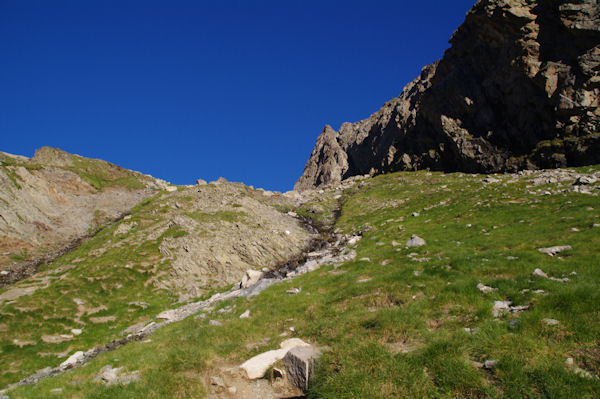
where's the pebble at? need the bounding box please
[542,318,560,326]
[484,360,497,369]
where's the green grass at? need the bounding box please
[185,210,247,224]
[67,155,147,191]
[6,167,600,398]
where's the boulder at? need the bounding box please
[406,235,426,248]
[283,344,322,392]
[60,351,85,369]
[240,269,264,288]
[240,338,310,380]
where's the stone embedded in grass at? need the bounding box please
[239,309,250,319]
[209,320,223,327]
[71,329,82,335]
[542,318,560,326]
[537,245,572,256]
[484,360,498,369]
[380,259,392,266]
[477,283,497,293]
[492,300,511,317]
[406,235,426,248]
[391,241,400,247]
[286,287,301,295]
[239,338,311,380]
[411,212,420,217]
[532,268,549,278]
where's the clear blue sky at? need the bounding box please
[1,0,476,191]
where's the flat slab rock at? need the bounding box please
[239,338,311,380]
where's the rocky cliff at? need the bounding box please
[295,0,600,190]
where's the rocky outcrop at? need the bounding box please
[0,147,162,281]
[295,0,600,190]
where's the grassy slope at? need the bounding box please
[8,167,600,398]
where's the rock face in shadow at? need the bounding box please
[295,0,600,191]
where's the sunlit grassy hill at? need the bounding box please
[5,166,600,398]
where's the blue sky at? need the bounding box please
[1,0,476,191]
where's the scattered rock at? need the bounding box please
[209,320,223,327]
[286,288,301,295]
[196,179,207,185]
[406,235,426,248]
[477,283,497,293]
[542,318,560,326]
[484,360,497,370]
[532,268,549,278]
[239,310,251,319]
[492,301,511,317]
[538,245,572,256]
[380,259,391,266]
[114,222,138,236]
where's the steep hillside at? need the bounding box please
[0,179,314,389]
[296,0,600,190]
[0,147,166,283]
[5,165,599,398]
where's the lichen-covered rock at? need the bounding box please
[296,0,600,190]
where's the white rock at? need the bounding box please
[347,236,361,246]
[209,320,223,327]
[542,318,560,326]
[240,269,264,288]
[60,351,85,369]
[406,235,426,248]
[240,338,310,380]
[239,310,251,319]
[70,329,82,335]
[538,245,572,256]
[532,268,549,278]
[492,300,511,317]
[477,283,497,293]
[165,186,177,192]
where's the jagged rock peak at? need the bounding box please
[295,0,600,190]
